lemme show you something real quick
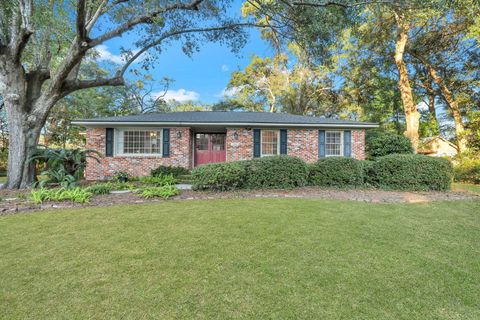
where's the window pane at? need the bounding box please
[261,130,278,156]
[325,131,342,156]
[195,134,209,151]
[211,134,225,151]
[122,130,161,154]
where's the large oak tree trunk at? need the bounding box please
[0,60,49,189]
[393,12,420,151]
[5,104,42,189]
[427,65,466,152]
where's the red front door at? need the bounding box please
[194,133,227,166]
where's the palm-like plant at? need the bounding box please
[30,146,100,188]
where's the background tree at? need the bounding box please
[227,54,288,112]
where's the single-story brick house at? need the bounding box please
[72,111,378,180]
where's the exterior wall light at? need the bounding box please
[233,132,239,140]
[176,131,182,139]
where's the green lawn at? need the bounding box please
[453,182,480,195]
[1,199,480,319]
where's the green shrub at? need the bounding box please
[137,174,177,186]
[192,161,247,191]
[151,165,189,178]
[245,156,308,189]
[85,183,113,195]
[366,130,413,159]
[308,157,364,187]
[453,157,480,184]
[359,160,374,182]
[0,149,7,173]
[30,146,100,189]
[139,185,179,199]
[112,171,130,182]
[368,154,453,191]
[30,188,92,204]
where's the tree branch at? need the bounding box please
[117,23,260,77]
[61,76,125,96]
[10,0,34,63]
[76,0,88,40]
[86,0,108,33]
[89,0,205,47]
[290,0,393,8]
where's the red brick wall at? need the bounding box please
[287,129,319,163]
[352,129,366,160]
[85,127,192,180]
[226,128,253,161]
[85,127,367,180]
[225,128,366,163]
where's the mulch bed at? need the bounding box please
[0,186,478,216]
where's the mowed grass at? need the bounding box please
[453,182,480,195]
[1,199,479,319]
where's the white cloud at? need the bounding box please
[221,64,230,72]
[95,45,125,64]
[154,89,200,102]
[94,45,148,65]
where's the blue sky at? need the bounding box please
[95,2,273,104]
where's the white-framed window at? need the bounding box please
[261,130,280,156]
[115,128,162,156]
[325,131,343,156]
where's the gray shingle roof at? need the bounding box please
[73,111,377,128]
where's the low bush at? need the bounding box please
[453,157,480,184]
[192,161,246,191]
[367,154,453,191]
[85,183,113,195]
[308,157,364,187]
[245,156,308,189]
[137,174,177,186]
[359,160,374,184]
[151,165,189,178]
[30,188,92,204]
[112,171,130,182]
[139,185,179,199]
[366,130,413,160]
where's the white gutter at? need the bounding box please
[71,121,379,128]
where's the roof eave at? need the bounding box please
[71,121,379,129]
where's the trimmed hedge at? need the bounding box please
[245,156,309,189]
[191,156,308,190]
[366,130,413,159]
[308,157,364,187]
[367,154,453,191]
[191,154,453,192]
[192,161,246,191]
[359,160,374,184]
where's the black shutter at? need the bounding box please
[318,130,325,158]
[105,128,114,157]
[344,130,352,157]
[253,129,261,157]
[280,129,287,155]
[162,128,170,157]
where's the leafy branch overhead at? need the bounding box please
[0,0,267,189]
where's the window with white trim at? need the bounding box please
[325,131,343,156]
[261,130,279,156]
[115,129,162,155]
